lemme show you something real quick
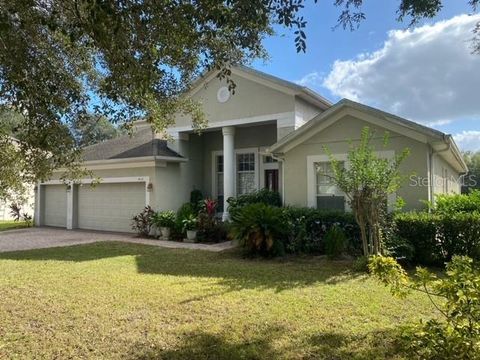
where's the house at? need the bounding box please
[34,66,468,233]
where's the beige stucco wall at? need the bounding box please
[294,97,321,128]
[283,115,431,211]
[175,74,295,127]
[432,154,462,196]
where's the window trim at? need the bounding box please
[211,148,259,200]
[306,151,396,211]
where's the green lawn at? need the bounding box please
[0,243,436,359]
[0,220,29,231]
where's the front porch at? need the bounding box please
[168,121,283,219]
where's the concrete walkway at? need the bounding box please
[0,227,235,253]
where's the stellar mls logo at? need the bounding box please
[409,174,477,188]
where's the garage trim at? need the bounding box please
[38,176,150,230]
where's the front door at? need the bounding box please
[265,169,279,192]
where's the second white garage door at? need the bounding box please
[77,182,146,233]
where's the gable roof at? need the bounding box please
[82,128,184,162]
[269,98,468,173]
[186,65,332,111]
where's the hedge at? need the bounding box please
[394,211,480,266]
[434,190,480,214]
[283,207,361,255]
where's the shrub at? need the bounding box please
[324,225,347,259]
[230,203,288,257]
[9,203,22,221]
[369,256,480,360]
[190,189,204,213]
[394,211,480,265]
[437,212,480,262]
[352,256,370,272]
[131,206,155,236]
[434,190,480,214]
[394,212,439,266]
[227,189,281,217]
[196,199,227,243]
[197,212,227,243]
[283,207,361,255]
[177,203,195,223]
[152,210,176,228]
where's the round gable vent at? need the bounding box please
[217,86,231,103]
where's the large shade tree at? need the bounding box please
[0,0,479,202]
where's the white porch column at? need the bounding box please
[222,126,235,221]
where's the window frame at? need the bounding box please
[306,151,396,211]
[211,147,259,201]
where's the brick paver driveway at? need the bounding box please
[0,227,234,253]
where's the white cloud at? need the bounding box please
[296,71,322,88]
[454,131,480,152]
[322,14,480,125]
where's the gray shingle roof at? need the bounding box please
[82,128,183,161]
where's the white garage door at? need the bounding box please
[77,182,146,233]
[44,185,67,227]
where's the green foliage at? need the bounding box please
[394,211,480,265]
[230,203,288,257]
[369,256,480,360]
[281,207,361,255]
[131,206,155,236]
[152,210,176,229]
[227,189,282,217]
[368,256,410,297]
[324,225,347,259]
[70,114,123,147]
[190,189,204,214]
[462,151,480,193]
[352,256,370,272]
[324,127,410,256]
[197,210,227,243]
[0,0,325,191]
[434,190,480,214]
[394,212,439,265]
[182,214,198,232]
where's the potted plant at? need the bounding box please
[182,214,198,242]
[153,210,176,240]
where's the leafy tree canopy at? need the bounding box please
[0,0,478,201]
[462,151,480,193]
[70,114,123,147]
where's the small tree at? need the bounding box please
[324,127,410,256]
[369,255,480,359]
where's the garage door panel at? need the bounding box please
[77,183,145,232]
[44,185,67,227]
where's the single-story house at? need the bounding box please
[34,66,468,233]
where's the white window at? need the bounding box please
[237,153,256,195]
[315,161,345,211]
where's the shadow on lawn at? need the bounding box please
[0,241,363,292]
[126,328,402,360]
[128,326,285,360]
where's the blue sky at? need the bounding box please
[251,0,480,151]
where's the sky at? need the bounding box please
[251,0,480,152]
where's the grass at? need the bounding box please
[0,220,29,231]
[0,243,436,359]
